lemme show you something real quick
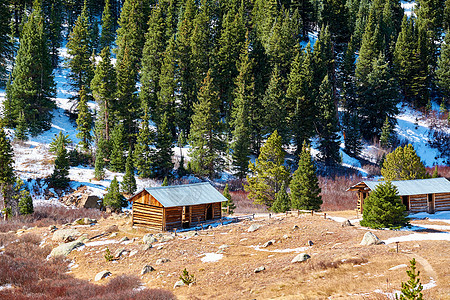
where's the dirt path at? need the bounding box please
[404,253,437,279]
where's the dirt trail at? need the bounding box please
[404,253,437,279]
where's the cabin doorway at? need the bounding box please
[427,194,435,214]
[206,204,213,220]
[182,206,190,228]
[402,196,410,211]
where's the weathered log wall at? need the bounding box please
[435,193,450,211]
[132,202,163,230]
[164,206,183,230]
[409,194,427,213]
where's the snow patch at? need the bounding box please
[201,253,223,263]
[84,240,118,247]
[383,232,450,244]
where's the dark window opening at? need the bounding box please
[402,196,409,210]
[206,205,213,220]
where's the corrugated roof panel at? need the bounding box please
[143,182,226,207]
[362,178,450,196]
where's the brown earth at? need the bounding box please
[19,211,450,300]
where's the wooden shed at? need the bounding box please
[348,177,450,214]
[127,182,226,230]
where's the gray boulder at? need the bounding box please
[48,225,57,232]
[141,265,155,275]
[142,243,153,251]
[52,229,82,242]
[173,280,185,288]
[247,224,261,232]
[341,220,353,227]
[119,236,129,243]
[254,266,265,273]
[79,195,101,209]
[307,240,314,246]
[50,240,84,257]
[143,234,157,244]
[291,253,311,263]
[262,240,275,248]
[159,235,174,242]
[114,248,128,258]
[95,270,111,281]
[156,258,170,265]
[360,232,384,246]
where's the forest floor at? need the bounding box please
[11,210,450,300]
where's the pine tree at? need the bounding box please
[94,135,107,180]
[0,0,13,84]
[245,130,290,208]
[380,116,395,149]
[15,111,28,141]
[15,178,33,215]
[0,126,15,215]
[432,166,439,178]
[271,182,290,213]
[99,0,114,50]
[436,30,450,101]
[109,123,126,172]
[103,176,125,211]
[395,258,424,300]
[231,34,253,179]
[66,1,92,106]
[321,0,351,46]
[50,132,70,190]
[5,0,55,135]
[360,181,409,229]
[342,112,363,157]
[290,142,322,211]
[49,132,72,153]
[221,183,236,214]
[161,176,168,186]
[316,75,341,165]
[188,70,225,179]
[134,117,155,178]
[91,46,115,141]
[76,86,93,152]
[154,112,174,178]
[121,148,137,195]
[46,1,62,69]
[381,144,428,181]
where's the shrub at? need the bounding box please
[381,144,428,181]
[104,247,113,261]
[360,181,409,229]
[179,268,196,285]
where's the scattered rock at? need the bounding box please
[48,225,57,232]
[207,225,213,230]
[291,253,311,263]
[292,225,299,230]
[159,235,174,242]
[282,234,290,239]
[157,246,164,250]
[94,270,111,281]
[119,237,129,243]
[114,248,128,258]
[52,229,82,242]
[50,240,85,257]
[216,249,225,254]
[341,220,353,227]
[156,258,170,265]
[129,250,138,257]
[143,234,157,244]
[142,243,153,251]
[61,186,102,209]
[262,240,275,248]
[360,232,384,246]
[247,224,261,232]
[173,280,185,288]
[141,265,155,275]
[104,225,119,233]
[254,266,265,273]
[181,231,198,239]
[110,232,118,238]
[307,240,314,246]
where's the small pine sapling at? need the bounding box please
[103,176,125,211]
[395,258,423,300]
[432,166,439,178]
[180,268,196,285]
[162,176,168,186]
[221,184,236,214]
[104,247,113,261]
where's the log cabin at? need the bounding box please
[348,177,450,214]
[127,182,226,231]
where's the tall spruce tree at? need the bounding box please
[231,35,253,179]
[76,86,93,152]
[380,116,395,149]
[437,30,450,101]
[188,70,225,179]
[0,0,12,84]
[109,123,126,172]
[342,112,362,157]
[121,147,137,195]
[91,46,115,141]
[5,0,55,135]
[99,0,114,50]
[316,75,341,165]
[134,116,155,178]
[290,142,322,211]
[50,132,70,190]
[46,1,63,69]
[245,130,290,208]
[0,126,15,215]
[66,1,92,106]
[154,112,174,179]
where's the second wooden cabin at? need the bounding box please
[348,177,450,214]
[127,182,226,231]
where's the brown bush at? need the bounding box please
[319,175,362,211]
[426,165,450,178]
[231,190,268,214]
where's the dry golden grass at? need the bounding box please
[18,212,445,300]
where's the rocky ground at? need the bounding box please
[6,210,449,300]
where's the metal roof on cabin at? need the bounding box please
[350,178,450,196]
[141,182,227,208]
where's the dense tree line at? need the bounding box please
[1,0,449,186]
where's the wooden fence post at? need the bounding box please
[324,213,327,219]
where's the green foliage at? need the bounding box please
[5,0,55,135]
[154,112,174,179]
[245,130,290,207]
[0,126,15,188]
[50,132,70,190]
[0,0,12,84]
[437,31,450,101]
[121,148,136,195]
[99,0,114,51]
[109,123,126,172]
[395,258,423,300]
[49,132,72,153]
[180,268,196,285]
[271,182,290,213]
[290,142,322,211]
[342,112,362,157]
[76,86,93,152]
[161,176,168,187]
[360,181,409,229]
[15,178,33,215]
[432,166,439,178]
[134,117,155,178]
[381,144,428,181]
[380,117,395,149]
[94,135,107,180]
[221,184,236,214]
[14,111,28,142]
[104,247,114,261]
[103,176,125,211]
